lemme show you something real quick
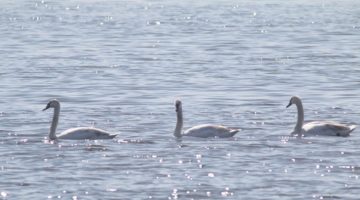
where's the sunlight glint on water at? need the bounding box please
[1,0,360,199]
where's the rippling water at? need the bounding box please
[1,0,360,199]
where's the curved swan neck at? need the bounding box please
[49,104,60,140]
[174,107,183,138]
[294,98,304,133]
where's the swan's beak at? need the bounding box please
[286,102,292,108]
[42,104,50,111]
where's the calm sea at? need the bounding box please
[1,0,360,199]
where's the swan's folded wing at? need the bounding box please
[324,122,356,136]
[58,127,117,140]
[303,121,355,137]
[184,124,238,138]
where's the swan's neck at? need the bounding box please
[49,105,60,140]
[174,108,183,138]
[294,100,304,133]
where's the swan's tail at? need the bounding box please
[340,125,356,137]
[348,125,356,134]
[229,129,239,137]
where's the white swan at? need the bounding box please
[286,96,356,137]
[174,100,239,138]
[43,99,117,140]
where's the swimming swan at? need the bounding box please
[174,100,239,138]
[286,96,356,137]
[43,99,117,140]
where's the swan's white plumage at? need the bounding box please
[174,100,239,138]
[57,127,117,140]
[43,99,117,140]
[184,124,239,138]
[287,96,356,137]
[297,121,356,137]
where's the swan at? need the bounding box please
[174,100,239,138]
[286,96,356,137]
[43,99,117,140]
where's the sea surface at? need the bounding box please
[1,0,360,199]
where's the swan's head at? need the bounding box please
[286,96,301,108]
[43,99,60,111]
[175,100,182,112]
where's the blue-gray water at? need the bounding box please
[1,0,360,199]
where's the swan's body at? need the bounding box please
[174,100,239,138]
[56,127,116,140]
[43,100,117,140]
[286,96,356,137]
[183,124,239,138]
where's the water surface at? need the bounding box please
[1,0,360,199]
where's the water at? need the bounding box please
[1,0,360,199]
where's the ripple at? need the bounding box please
[1,1,360,199]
